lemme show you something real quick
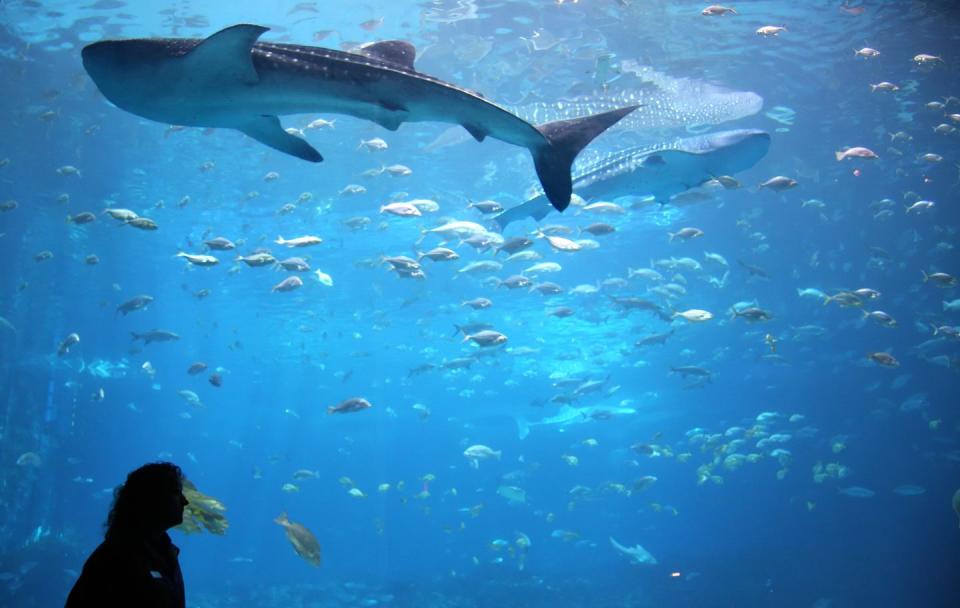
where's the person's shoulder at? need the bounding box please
[84,537,137,570]
[81,540,115,569]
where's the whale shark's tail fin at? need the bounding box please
[533,105,639,212]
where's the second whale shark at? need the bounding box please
[493,129,771,230]
[81,23,637,213]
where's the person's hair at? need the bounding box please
[104,462,184,539]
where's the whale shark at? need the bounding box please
[424,67,763,152]
[515,404,639,440]
[609,536,657,565]
[81,23,638,213]
[514,76,762,137]
[493,129,771,230]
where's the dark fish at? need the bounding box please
[67,212,97,224]
[460,234,496,251]
[462,298,493,310]
[498,275,532,289]
[343,216,371,230]
[328,397,372,414]
[608,296,671,322]
[124,217,158,230]
[408,363,436,376]
[359,18,383,31]
[272,276,303,292]
[670,366,713,378]
[187,362,208,375]
[867,352,899,367]
[277,257,311,271]
[117,295,154,316]
[738,260,769,279]
[288,2,319,15]
[130,329,180,344]
[580,223,616,236]
[467,200,504,214]
[204,236,236,250]
[758,176,798,192]
[631,443,655,455]
[382,256,420,270]
[530,282,563,295]
[635,331,673,347]
[573,376,609,396]
[731,307,774,322]
[441,357,475,369]
[496,237,534,255]
[237,253,276,267]
[57,333,80,356]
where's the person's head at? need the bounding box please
[105,462,189,539]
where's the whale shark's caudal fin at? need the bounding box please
[533,105,639,212]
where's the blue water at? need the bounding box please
[1,1,959,606]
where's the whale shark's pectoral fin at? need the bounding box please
[184,24,269,85]
[373,107,408,131]
[239,116,323,162]
[376,117,402,131]
[463,124,488,143]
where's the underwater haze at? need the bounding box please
[1,0,960,606]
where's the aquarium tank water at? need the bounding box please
[0,1,958,607]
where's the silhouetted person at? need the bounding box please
[66,462,189,608]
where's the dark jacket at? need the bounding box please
[65,532,184,608]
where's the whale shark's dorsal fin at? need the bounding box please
[184,24,269,84]
[358,40,417,70]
